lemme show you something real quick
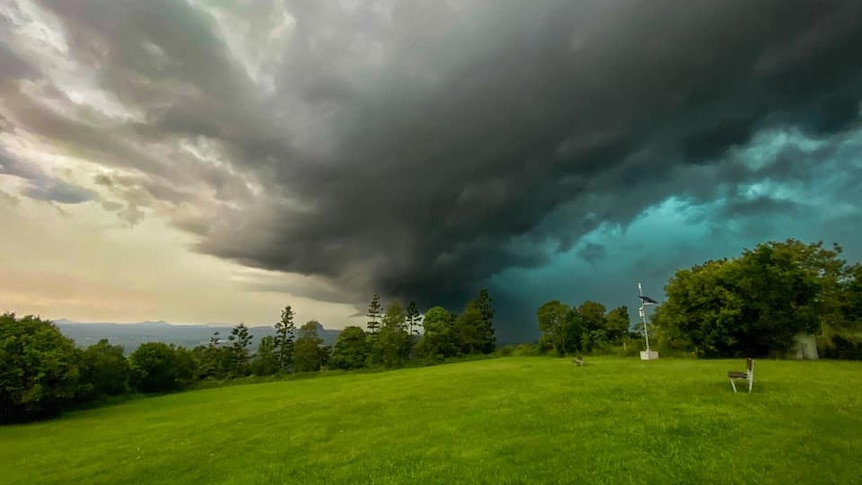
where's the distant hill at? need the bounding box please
[55,320,341,354]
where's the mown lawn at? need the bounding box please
[1,357,860,484]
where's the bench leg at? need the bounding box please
[748,378,753,394]
[730,379,737,393]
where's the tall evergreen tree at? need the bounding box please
[367,294,384,335]
[406,300,422,336]
[474,289,497,353]
[228,323,253,377]
[274,305,296,372]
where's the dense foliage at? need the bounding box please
[650,240,861,357]
[0,314,83,423]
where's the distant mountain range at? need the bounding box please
[54,319,342,354]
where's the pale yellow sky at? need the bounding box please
[0,177,361,328]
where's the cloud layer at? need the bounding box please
[2,0,861,331]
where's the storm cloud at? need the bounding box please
[1,0,861,331]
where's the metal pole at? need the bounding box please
[639,282,650,352]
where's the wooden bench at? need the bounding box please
[727,358,754,393]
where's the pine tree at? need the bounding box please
[366,294,383,335]
[474,288,497,353]
[274,305,296,372]
[406,300,422,336]
[228,323,253,377]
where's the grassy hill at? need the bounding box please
[1,357,860,484]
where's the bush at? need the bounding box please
[129,342,189,393]
[0,313,84,423]
[819,334,862,360]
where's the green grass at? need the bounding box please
[2,357,861,484]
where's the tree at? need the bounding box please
[654,239,825,357]
[318,345,333,369]
[250,336,279,376]
[406,300,422,336]
[537,300,572,356]
[0,313,84,423]
[415,306,457,360]
[843,263,862,329]
[578,300,607,351]
[129,342,183,393]
[473,289,497,353]
[366,294,384,336]
[227,323,253,377]
[605,306,631,344]
[373,301,411,368]
[566,308,587,353]
[454,300,486,355]
[294,321,325,372]
[274,305,296,372]
[194,331,232,380]
[330,326,369,370]
[80,339,130,398]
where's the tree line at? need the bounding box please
[533,239,862,359]
[5,238,861,424]
[0,289,497,424]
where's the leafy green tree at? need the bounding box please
[274,306,296,372]
[80,339,130,397]
[250,336,279,376]
[605,306,631,344]
[474,289,497,353]
[318,345,332,369]
[578,300,607,351]
[655,239,824,357]
[0,313,84,423]
[537,300,572,356]
[415,306,457,360]
[194,331,232,380]
[294,321,325,372]
[129,342,184,393]
[172,346,199,388]
[227,323,253,377]
[370,301,411,368]
[330,326,369,369]
[406,300,422,336]
[454,300,487,355]
[366,294,384,336]
[843,263,862,329]
[781,240,847,332]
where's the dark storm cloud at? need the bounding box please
[577,243,606,264]
[3,0,862,312]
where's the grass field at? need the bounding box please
[2,357,861,484]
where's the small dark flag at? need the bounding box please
[639,295,658,305]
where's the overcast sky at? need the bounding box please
[1,0,861,341]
